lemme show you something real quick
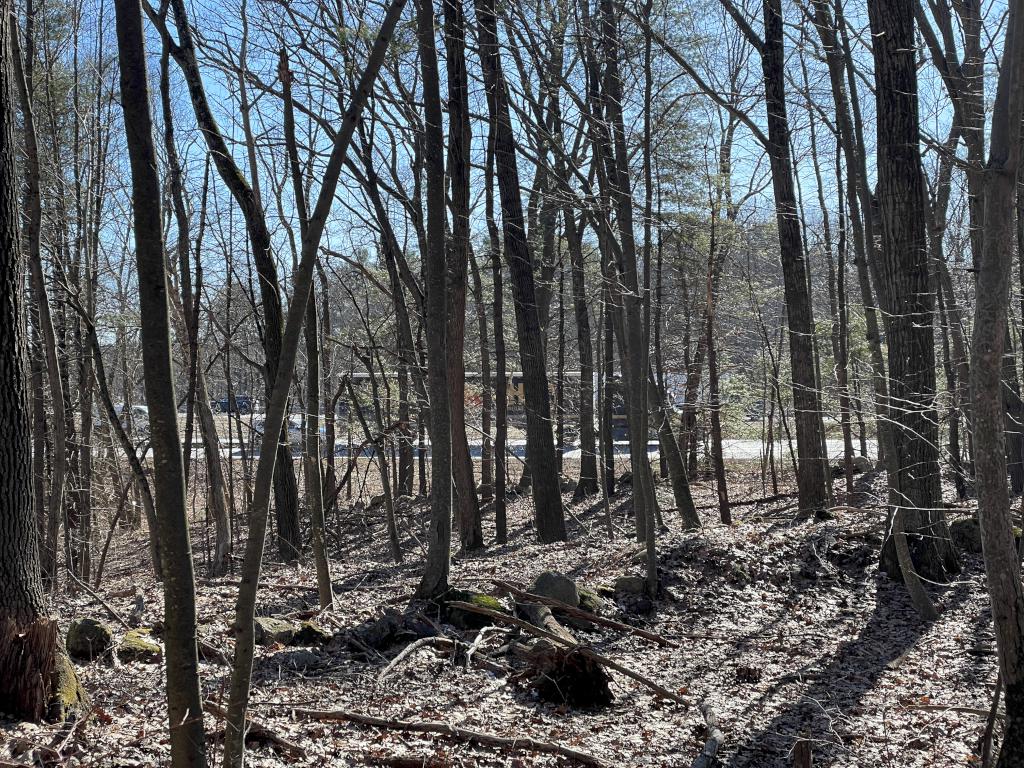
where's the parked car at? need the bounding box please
[211,394,255,414]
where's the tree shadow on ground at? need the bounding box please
[722,574,974,767]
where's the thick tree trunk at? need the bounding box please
[970,1,1024,762]
[0,3,86,721]
[868,0,958,586]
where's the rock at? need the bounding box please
[274,649,323,669]
[66,618,114,661]
[852,455,873,473]
[118,629,162,663]
[439,589,508,630]
[830,454,875,476]
[577,588,605,615]
[292,621,332,646]
[612,575,647,596]
[530,571,579,608]
[254,617,297,646]
[951,517,983,554]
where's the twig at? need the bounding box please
[446,601,685,704]
[204,700,306,759]
[492,580,676,647]
[293,707,613,767]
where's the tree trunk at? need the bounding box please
[760,0,830,514]
[415,0,454,596]
[444,0,483,552]
[868,0,958,587]
[970,0,1024,760]
[473,0,566,543]
[114,0,207,762]
[0,3,87,721]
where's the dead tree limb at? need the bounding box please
[446,600,684,704]
[492,580,676,647]
[293,708,612,767]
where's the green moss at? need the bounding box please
[119,629,162,663]
[578,588,604,615]
[48,649,90,722]
[438,589,507,629]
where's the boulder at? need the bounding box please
[950,517,983,554]
[118,628,162,663]
[578,588,605,615]
[530,571,580,608]
[612,575,647,596]
[66,618,113,661]
[292,621,332,646]
[254,617,297,646]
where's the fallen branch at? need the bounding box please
[492,580,676,647]
[293,707,612,767]
[447,600,685,704]
[204,700,306,759]
[379,636,452,680]
[65,569,131,629]
[691,704,724,768]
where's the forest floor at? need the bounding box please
[1,463,1000,767]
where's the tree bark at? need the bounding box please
[473,0,567,543]
[868,0,958,586]
[114,0,207,761]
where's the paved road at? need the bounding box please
[193,437,877,461]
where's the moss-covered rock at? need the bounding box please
[118,629,162,663]
[613,575,647,596]
[577,588,604,615]
[439,589,508,629]
[254,617,297,646]
[66,617,113,662]
[292,621,332,646]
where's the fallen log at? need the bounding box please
[692,704,724,768]
[447,600,684,704]
[292,707,612,767]
[493,580,675,647]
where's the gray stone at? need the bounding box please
[951,517,983,554]
[254,617,297,646]
[292,621,332,646]
[530,571,580,608]
[66,618,113,661]
[613,575,647,596]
